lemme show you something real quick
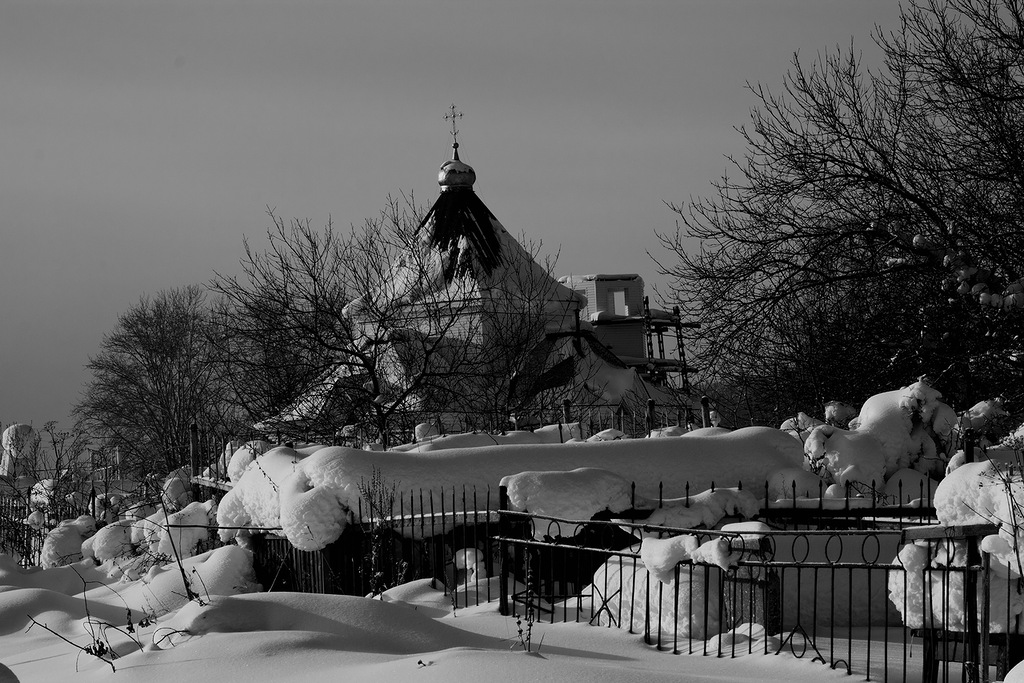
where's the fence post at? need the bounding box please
[498,485,511,616]
[645,399,656,433]
[189,422,201,500]
[562,399,572,426]
[700,396,711,428]
[965,527,981,682]
[981,551,991,683]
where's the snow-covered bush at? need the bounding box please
[81,519,135,564]
[157,499,217,558]
[804,425,886,490]
[780,412,823,442]
[227,440,273,484]
[279,457,354,552]
[39,514,96,568]
[848,379,954,478]
[888,438,1024,633]
[161,467,193,510]
[217,446,305,544]
[887,539,1023,632]
[824,401,857,427]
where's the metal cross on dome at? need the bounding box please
[444,104,463,147]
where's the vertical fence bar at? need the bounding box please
[498,485,510,616]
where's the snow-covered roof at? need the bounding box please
[559,273,641,284]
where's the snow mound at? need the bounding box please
[111,544,260,618]
[0,583,128,637]
[587,428,625,442]
[638,487,760,531]
[0,553,108,594]
[766,467,825,501]
[153,592,496,653]
[649,425,687,438]
[884,468,939,505]
[402,425,585,451]
[501,467,633,521]
[377,577,454,617]
[680,427,731,437]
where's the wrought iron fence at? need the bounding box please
[0,495,96,567]
[9,474,1021,682]
[493,493,1023,683]
[248,486,499,609]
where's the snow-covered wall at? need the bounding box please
[216,426,802,551]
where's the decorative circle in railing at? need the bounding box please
[824,534,844,565]
[861,533,881,565]
[545,519,564,540]
[764,534,778,562]
[791,533,811,563]
[786,631,809,658]
[574,522,591,547]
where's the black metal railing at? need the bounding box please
[9,473,1021,682]
[494,487,1023,683]
[246,486,498,609]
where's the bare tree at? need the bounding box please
[657,0,1024,416]
[212,194,583,446]
[1,421,91,502]
[74,286,234,477]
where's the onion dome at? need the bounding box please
[438,143,476,190]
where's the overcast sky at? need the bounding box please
[0,0,902,428]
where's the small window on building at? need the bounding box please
[610,288,628,316]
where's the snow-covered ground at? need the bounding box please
[0,550,925,683]
[4,378,1024,681]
